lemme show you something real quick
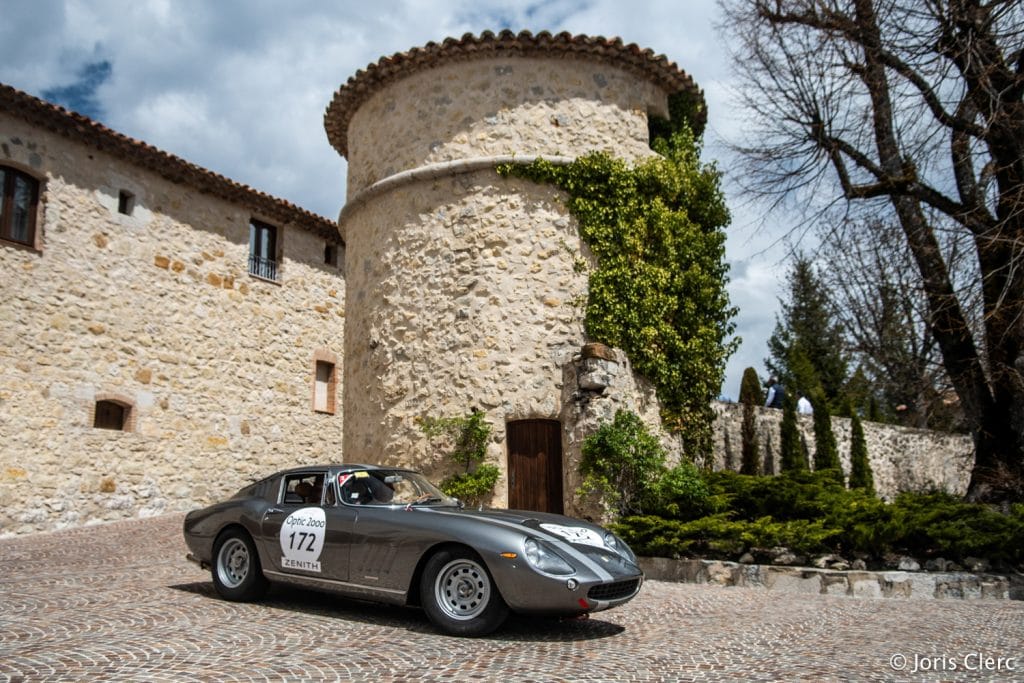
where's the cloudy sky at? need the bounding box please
[0,0,792,400]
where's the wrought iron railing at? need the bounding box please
[248,254,278,281]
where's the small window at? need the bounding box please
[94,400,129,431]
[314,360,336,414]
[118,190,135,216]
[0,165,40,247]
[324,243,338,267]
[249,219,279,281]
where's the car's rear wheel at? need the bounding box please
[421,547,509,636]
[212,528,268,601]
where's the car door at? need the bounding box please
[340,470,434,593]
[259,470,353,582]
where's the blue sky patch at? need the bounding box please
[42,60,111,120]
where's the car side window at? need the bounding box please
[282,473,326,505]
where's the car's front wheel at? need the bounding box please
[420,547,509,636]
[212,528,268,602]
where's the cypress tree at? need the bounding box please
[779,390,805,472]
[810,388,844,483]
[848,412,875,493]
[739,367,762,474]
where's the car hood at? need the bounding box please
[436,506,639,572]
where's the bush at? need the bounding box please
[440,465,501,506]
[613,470,1024,570]
[418,409,498,506]
[645,460,717,521]
[579,409,668,517]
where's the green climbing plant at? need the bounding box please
[418,409,500,506]
[497,117,737,458]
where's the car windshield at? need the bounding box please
[338,469,458,507]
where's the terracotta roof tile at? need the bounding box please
[324,30,704,158]
[0,82,341,244]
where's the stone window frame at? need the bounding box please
[0,163,43,251]
[92,392,137,432]
[311,349,339,415]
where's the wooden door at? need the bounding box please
[507,420,563,514]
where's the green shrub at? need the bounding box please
[614,470,1024,569]
[885,492,1024,564]
[418,409,498,506]
[580,409,716,520]
[440,464,501,506]
[579,409,669,517]
[645,460,716,521]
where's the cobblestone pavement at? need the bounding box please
[1,515,1021,682]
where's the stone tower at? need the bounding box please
[325,30,702,513]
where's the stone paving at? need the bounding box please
[0,515,1021,682]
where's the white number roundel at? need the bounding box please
[279,507,326,572]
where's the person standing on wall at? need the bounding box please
[797,395,813,415]
[765,377,785,409]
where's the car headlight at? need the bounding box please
[603,532,637,563]
[524,538,575,576]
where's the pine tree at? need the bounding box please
[848,412,875,494]
[766,254,849,409]
[739,367,762,475]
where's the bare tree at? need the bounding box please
[721,0,1024,502]
[819,218,971,430]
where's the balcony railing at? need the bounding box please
[248,254,278,281]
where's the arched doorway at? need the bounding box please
[506,419,563,513]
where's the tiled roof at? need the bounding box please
[324,30,705,158]
[0,82,341,244]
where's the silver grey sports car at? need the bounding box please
[182,464,643,636]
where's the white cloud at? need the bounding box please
[0,0,794,397]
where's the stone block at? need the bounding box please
[765,567,822,594]
[849,572,883,598]
[704,561,736,586]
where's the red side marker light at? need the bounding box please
[578,598,590,609]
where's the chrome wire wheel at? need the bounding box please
[216,537,250,588]
[433,558,491,621]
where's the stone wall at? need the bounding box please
[0,112,346,536]
[712,402,974,497]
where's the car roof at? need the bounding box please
[271,464,417,477]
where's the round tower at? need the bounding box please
[325,30,702,512]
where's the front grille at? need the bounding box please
[588,578,641,602]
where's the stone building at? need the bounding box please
[0,30,700,534]
[0,31,972,536]
[0,83,346,535]
[325,31,703,516]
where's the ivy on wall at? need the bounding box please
[497,110,737,458]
